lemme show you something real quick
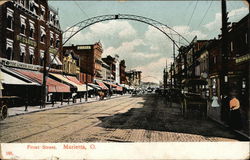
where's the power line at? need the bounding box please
[187,0,198,26]
[197,0,213,27]
[73,0,89,19]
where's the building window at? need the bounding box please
[230,41,233,52]
[40,50,44,66]
[55,34,60,48]
[6,8,14,31]
[6,39,13,60]
[29,0,34,12]
[50,31,54,47]
[213,56,216,64]
[40,26,46,43]
[20,15,26,35]
[20,0,25,7]
[40,5,45,20]
[29,20,35,38]
[245,33,248,44]
[29,47,34,64]
[20,43,26,62]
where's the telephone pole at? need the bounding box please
[220,0,230,121]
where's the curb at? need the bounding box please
[8,94,131,118]
[208,116,250,140]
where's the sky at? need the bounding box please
[49,0,249,83]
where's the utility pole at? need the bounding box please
[220,0,230,121]
[42,49,47,108]
[173,42,176,88]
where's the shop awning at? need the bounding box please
[96,81,109,90]
[1,67,39,86]
[116,85,123,91]
[50,73,86,92]
[13,69,70,93]
[65,75,91,92]
[88,83,102,90]
[103,81,117,88]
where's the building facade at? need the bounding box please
[0,0,63,69]
[63,42,103,83]
[62,49,80,76]
[119,59,126,84]
[126,70,142,87]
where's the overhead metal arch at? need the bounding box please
[62,14,190,48]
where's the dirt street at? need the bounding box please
[0,94,242,142]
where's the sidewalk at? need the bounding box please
[8,94,130,117]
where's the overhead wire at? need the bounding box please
[197,0,213,27]
[187,0,198,26]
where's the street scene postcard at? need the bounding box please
[0,0,249,159]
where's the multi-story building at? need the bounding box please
[101,60,111,81]
[119,59,126,84]
[62,49,80,77]
[0,0,63,69]
[102,55,116,82]
[63,42,103,83]
[126,70,142,87]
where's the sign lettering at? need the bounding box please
[77,46,91,50]
[235,54,250,64]
[16,35,37,47]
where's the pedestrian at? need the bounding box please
[229,92,242,130]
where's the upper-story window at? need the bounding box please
[19,43,26,62]
[29,20,35,39]
[6,8,14,31]
[20,0,25,7]
[29,46,34,64]
[40,50,44,66]
[20,15,26,35]
[40,5,45,20]
[50,31,54,47]
[55,34,60,48]
[40,26,46,43]
[6,39,13,60]
[29,0,34,12]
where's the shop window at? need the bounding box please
[6,39,13,60]
[40,26,46,43]
[20,16,26,35]
[6,8,14,31]
[20,43,26,62]
[29,21,35,38]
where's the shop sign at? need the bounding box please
[235,54,250,64]
[0,58,40,71]
[77,45,91,50]
[16,35,37,47]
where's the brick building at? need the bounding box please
[63,42,103,83]
[119,60,126,84]
[102,55,116,82]
[0,0,63,69]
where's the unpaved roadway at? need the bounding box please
[0,94,241,142]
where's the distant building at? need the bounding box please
[119,60,126,84]
[101,60,111,81]
[102,55,116,82]
[126,70,142,87]
[62,49,80,76]
[63,42,103,83]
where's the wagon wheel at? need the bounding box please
[0,104,8,120]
